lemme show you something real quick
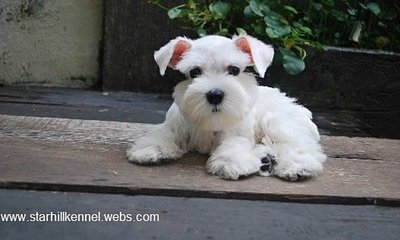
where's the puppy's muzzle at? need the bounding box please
[206,88,224,105]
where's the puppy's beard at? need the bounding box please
[180,84,251,131]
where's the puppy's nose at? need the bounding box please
[206,89,224,105]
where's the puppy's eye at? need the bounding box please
[189,67,202,78]
[227,66,240,76]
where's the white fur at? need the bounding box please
[127,35,326,181]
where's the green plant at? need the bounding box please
[301,0,400,51]
[149,0,400,75]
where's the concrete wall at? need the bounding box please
[0,0,103,88]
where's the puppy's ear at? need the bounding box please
[233,35,274,78]
[154,37,192,76]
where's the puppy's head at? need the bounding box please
[154,35,274,131]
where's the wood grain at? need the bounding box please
[1,115,399,206]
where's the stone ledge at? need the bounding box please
[0,115,399,206]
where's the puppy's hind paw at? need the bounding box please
[126,145,181,165]
[207,156,260,180]
[274,166,320,182]
[279,172,311,182]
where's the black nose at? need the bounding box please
[206,89,224,105]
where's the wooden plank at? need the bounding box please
[0,115,399,205]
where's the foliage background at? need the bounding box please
[150,0,400,75]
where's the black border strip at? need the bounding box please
[1,181,398,207]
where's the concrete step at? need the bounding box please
[1,114,399,206]
[2,189,400,240]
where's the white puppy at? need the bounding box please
[127,34,326,181]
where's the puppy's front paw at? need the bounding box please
[207,155,260,180]
[126,145,182,165]
[258,154,276,177]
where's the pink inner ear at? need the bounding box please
[170,40,191,68]
[235,37,254,63]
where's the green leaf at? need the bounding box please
[280,49,305,75]
[236,27,247,35]
[311,42,326,51]
[168,7,183,19]
[249,0,263,16]
[284,5,298,15]
[299,25,312,35]
[218,28,229,36]
[244,5,254,18]
[264,15,291,37]
[209,1,231,20]
[347,8,357,16]
[377,21,387,28]
[277,25,291,36]
[292,22,313,36]
[366,2,381,15]
[359,3,368,10]
[266,27,280,38]
[264,15,280,27]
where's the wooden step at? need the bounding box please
[0,114,399,206]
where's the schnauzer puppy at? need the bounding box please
[127,34,326,181]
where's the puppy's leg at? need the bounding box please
[254,143,276,177]
[254,142,277,177]
[207,136,260,180]
[265,119,326,181]
[127,124,185,165]
[272,142,325,181]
